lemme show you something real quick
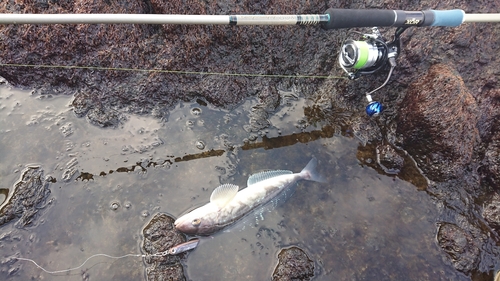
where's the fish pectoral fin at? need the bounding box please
[210,183,239,209]
[247,170,292,186]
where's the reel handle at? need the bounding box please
[322,8,465,29]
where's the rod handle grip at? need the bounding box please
[322,8,465,29]
[322,9,396,29]
[429,9,465,27]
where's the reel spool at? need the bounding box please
[339,27,407,116]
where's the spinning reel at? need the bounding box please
[338,27,408,116]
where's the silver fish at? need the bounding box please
[174,157,325,235]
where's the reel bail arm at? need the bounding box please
[338,26,408,116]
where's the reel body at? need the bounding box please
[338,27,407,116]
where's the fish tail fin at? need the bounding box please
[301,157,326,183]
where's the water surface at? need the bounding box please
[0,85,465,280]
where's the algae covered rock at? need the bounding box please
[396,64,479,181]
[0,166,52,228]
[272,246,314,281]
[436,222,479,274]
[142,213,187,281]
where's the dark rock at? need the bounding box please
[482,136,500,188]
[86,106,126,128]
[482,194,500,233]
[272,246,314,281]
[437,222,479,274]
[396,63,480,181]
[0,0,337,127]
[477,87,500,188]
[0,166,52,228]
[376,144,404,175]
[141,213,187,281]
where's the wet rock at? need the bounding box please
[482,194,500,234]
[477,86,500,188]
[437,222,479,274]
[376,144,404,175]
[0,0,336,127]
[0,166,51,228]
[483,137,500,188]
[351,116,383,146]
[272,246,314,281]
[245,86,280,133]
[141,213,187,281]
[86,106,126,128]
[396,64,480,181]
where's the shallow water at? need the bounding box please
[0,84,466,280]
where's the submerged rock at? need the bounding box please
[0,166,52,228]
[376,144,404,175]
[141,213,187,281]
[272,246,314,281]
[437,222,479,274]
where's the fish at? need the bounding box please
[174,157,325,235]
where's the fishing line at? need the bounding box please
[0,63,346,80]
[15,253,146,275]
[14,251,170,275]
[13,239,199,275]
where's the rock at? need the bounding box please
[0,0,337,127]
[482,194,500,234]
[477,87,500,189]
[141,213,187,281]
[436,222,479,274]
[483,136,500,188]
[376,144,404,175]
[0,166,52,228]
[272,246,314,281]
[396,63,480,181]
[86,106,126,128]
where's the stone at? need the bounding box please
[272,246,314,281]
[141,213,187,281]
[396,63,480,181]
[436,222,479,274]
[0,166,52,228]
[483,194,500,234]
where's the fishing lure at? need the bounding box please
[165,239,200,255]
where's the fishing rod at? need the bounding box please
[1,8,500,116]
[0,9,497,26]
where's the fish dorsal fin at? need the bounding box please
[247,170,293,186]
[210,183,239,209]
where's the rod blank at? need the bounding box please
[0,10,499,26]
[0,13,328,25]
[0,14,230,25]
[463,14,500,23]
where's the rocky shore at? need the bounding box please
[1,0,499,279]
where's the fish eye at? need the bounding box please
[192,218,201,226]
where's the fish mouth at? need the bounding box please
[173,218,182,229]
[174,217,193,233]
